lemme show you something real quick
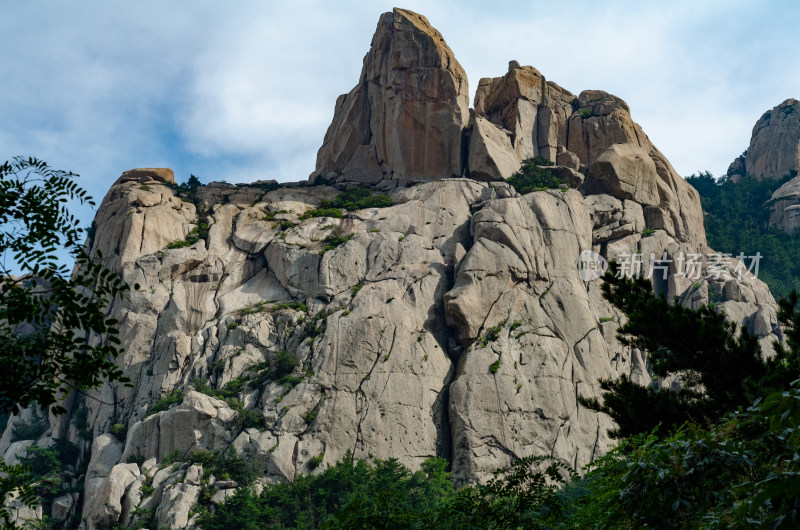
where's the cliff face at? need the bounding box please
[1,9,784,529]
[729,98,800,182]
[727,99,800,233]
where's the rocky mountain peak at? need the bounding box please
[0,8,783,529]
[314,7,469,187]
[730,98,800,233]
[729,98,800,181]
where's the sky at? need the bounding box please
[2,0,799,230]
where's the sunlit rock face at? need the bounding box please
[314,8,470,187]
[727,99,800,233]
[0,9,783,529]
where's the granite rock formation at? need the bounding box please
[0,8,784,529]
[727,99,800,233]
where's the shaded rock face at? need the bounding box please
[0,8,784,528]
[314,8,469,186]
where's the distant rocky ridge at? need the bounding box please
[1,8,784,529]
[727,98,800,233]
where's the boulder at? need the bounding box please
[154,483,200,529]
[583,143,660,206]
[474,63,576,162]
[566,91,642,166]
[117,168,175,185]
[314,8,469,184]
[121,391,236,463]
[467,112,520,181]
[87,463,140,530]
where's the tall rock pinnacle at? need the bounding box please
[313,8,470,187]
[728,98,800,181]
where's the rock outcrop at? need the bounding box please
[0,8,785,529]
[769,177,800,234]
[314,8,470,187]
[728,99,800,181]
[728,99,800,233]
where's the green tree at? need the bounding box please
[571,383,800,528]
[581,268,800,439]
[505,156,569,194]
[0,157,132,527]
[686,171,800,297]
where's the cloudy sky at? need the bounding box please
[2,0,799,227]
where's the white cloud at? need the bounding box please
[1,0,799,204]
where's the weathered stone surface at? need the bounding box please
[0,9,786,528]
[155,482,200,529]
[87,463,140,530]
[314,8,469,184]
[740,99,800,180]
[92,171,196,268]
[467,112,520,181]
[566,91,641,166]
[51,493,75,521]
[583,143,659,206]
[474,64,576,163]
[446,190,610,483]
[770,175,800,233]
[118,168,176,185]
[121,391,236,463]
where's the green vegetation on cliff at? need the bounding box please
[686,171,800,297]
[200,273,800,529]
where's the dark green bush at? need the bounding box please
[146,389,186,416]
[299,207,343,220]
[506,158,567,194]
[272,350,299,378]
[320,233,353,255]
[571,384,800,528]
[318,186,392,211]
[686,171,800,297]
[110,422,126,441]
[10,410,47,442]
[126,453,146,466]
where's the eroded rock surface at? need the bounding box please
[0,8,785,528]
[314,8,469,186]
[730,99,800,181]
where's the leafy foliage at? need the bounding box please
[581,269,800,438]
[197,452,576,530]
[146,389,186,416]
[320,232,353,255]
[318,186,392,211]
[429,456,574,529]
[0,461,36,528]
[299,207,343,220]
[188,447,256,485]
[10,409,48,442]
[0,157,131,416]
[198,453,453,529]
[506,156,567,194]
[573,384,800,528]
[686,171,800,297]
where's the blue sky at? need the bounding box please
[2,0,799,230]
